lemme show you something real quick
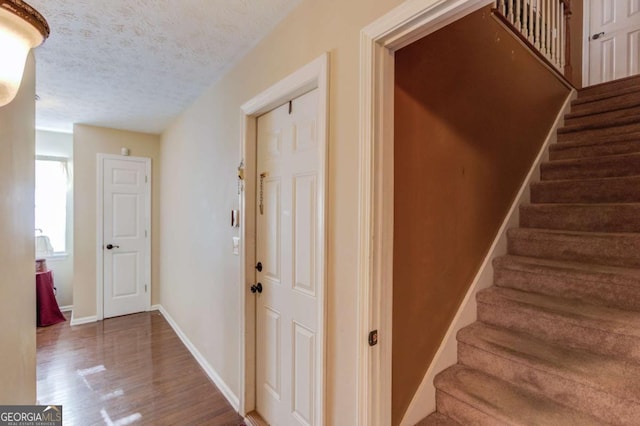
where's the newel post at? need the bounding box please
[563,0,573,81]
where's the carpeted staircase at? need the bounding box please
[420,74,640,425]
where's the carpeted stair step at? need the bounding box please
[458,322,640,425]
[557,122,640,143]
[507,228,640,268]
[564,105,640,129]
[569,93,640,119]
[530,176,640,203]
[549,137,640,160]
[571,87,640,117]
[415,412,460,426]
[577,74,640,99]
[477,286,640,362]
[433,364,602,426]
[519,203,640,233]
[493,255,640,311]
[540,152,640,180]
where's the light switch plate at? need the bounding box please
[232,237,240,255]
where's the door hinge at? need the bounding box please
[145,284,148,292]
[368,330,378,347]
[145,230,148,238]
[145,175,148,183]
[288,100,292,114]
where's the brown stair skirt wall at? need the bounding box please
[421,74,640,425]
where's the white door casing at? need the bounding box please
[357,1,494,425]
[256,89,320,426]
[239,53,328,425]
[97,155,151,320]
[587,0,640,85]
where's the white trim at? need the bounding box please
[582,0,591,86]
[70,313,97,326]
[96,154,152,321]
[58,305,73,312]
[238,53,330,424]
[357,1,492,424]
[150,304,161,311]
[155,304,240,411]
[399,91,576,425]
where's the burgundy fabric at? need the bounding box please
[36,271,66,327]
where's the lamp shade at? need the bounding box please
[0,0,49,107]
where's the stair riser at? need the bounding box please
[519,204,640,233]
[458,343,639,425]
[568,99,640,120]
[477,301,640,362]
[493,266,640,311]
[573,90,640,113]
[436,391,506,426]
[530,178,640,203]
[557,124,640,143]
[563,112,640,133]
[508,231,640,268]
[549,139,640,161]
[577,76,640,98]
[540,157,640,181]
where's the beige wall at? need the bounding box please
[73,125,161,319]
[159,0,403,423]
[0,54,36,403]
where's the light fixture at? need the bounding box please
[0,0,49,107]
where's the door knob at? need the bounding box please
[255,262,263,272]
[106,244,120,250]
[592,32,605,40]
[250,283,263,294]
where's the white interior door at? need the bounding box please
[255,89,321,425]
[101,156,150,319]
[588,0,640,85]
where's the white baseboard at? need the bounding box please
[150,304,161,311]
[70,313,98,326]
[58,305,73,312]
[400,91,577,425]
[154,304,240,411]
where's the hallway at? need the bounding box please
[37,311,243,425]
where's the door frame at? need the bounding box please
[356,1,493,424]
[238,53,330,423]
[582,0,592,86]
[96,153,152,321]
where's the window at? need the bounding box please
[35,156,69,255]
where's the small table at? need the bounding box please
[36,271,66,327]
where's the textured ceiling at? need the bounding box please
[28,0,300,134]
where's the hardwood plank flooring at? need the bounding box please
[37,311,244,426]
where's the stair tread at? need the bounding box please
[459,322,640,402]
[558,121,640,136]
[435,365,602,426]
[509,226,640,239]
[559,112,640,133]
[575,83,640,105]
[495,254,640,283]
[549,134,640,151]
[416,412,461,426]
[477,286,640,338]
[545,150,640,164]
[532,174,640,185]
[566,102,640,120]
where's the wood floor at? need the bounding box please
[37,311,244,425]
